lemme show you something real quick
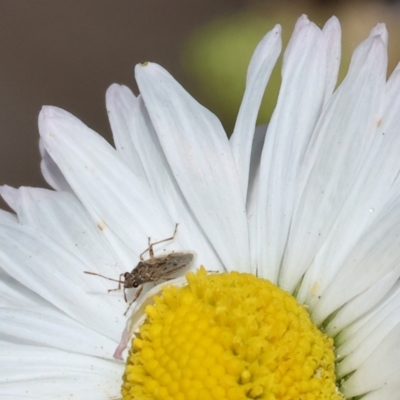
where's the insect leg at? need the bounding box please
[84,271,125,291]
[107,273,125,292]
[123,285,144,316]
[139,240,150,261]
[123,287,127,302]
[147,223,179,261]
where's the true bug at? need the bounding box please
[84,224,194,315]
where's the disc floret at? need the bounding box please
[122,267,343,400]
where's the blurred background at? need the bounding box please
[1,0,400,197]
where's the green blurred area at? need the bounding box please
[182,1,400,133]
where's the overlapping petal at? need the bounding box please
[106,85,222,270]
[135,63,250,272]
[280,24,387,291]
[0,342,121,400]
[230,23,281,195]
[254,16,341,283]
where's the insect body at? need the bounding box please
[84,224,193,315]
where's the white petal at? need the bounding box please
[370,22,388,46]
[311,197,400,324]
[247,125,268,202]
[280,26,388,291]
[106,84,149,180]
[106,86,222,270]
[358,386,400,400]
[0,186,125,276]
[0,306,117,359]
[0,269,45,308]
[247,125,267,270]
[341,324,400,397]
[135,63,250,272]
[0,222,125,341]
[0,343,122,400]
[230,24,281,194]
[39,138,73,193]
[321,16,341,103]
[0,209,17,224]
[325,271,397,337]
[297,48,400,308]
[255,16,338,282]
[335,283,400,377]
[39,106,174,257]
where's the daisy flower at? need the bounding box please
[1,14,400,400]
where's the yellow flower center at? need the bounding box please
[121,267,344,400]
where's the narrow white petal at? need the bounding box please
[281,14,310,66]
[321,16,341,103]
[0,185,143,309]
[0,209,17,224]
[281,27,388,291]
[230,24,281,194]
[326,271,397,337]
[0,186,124,275]
[0,270,45,308]
[0,186,124,276]
[335,283,400,377]
[39,106,174,257]
[0,343,122,400]
[341,324,400,397]
[297,47,400,308]
[39,138,73,193]
[247,125,268,203]
[0,271,118,359]
[135,63,250,271]
[255,17,335,282]
[0,223,125,341]
[312,197,400,324]
[370,22,388,46]
[358,386,400,400]
[336,282,400,348]
[247,125,267,270]
[0,306,117,359]
[108,88,222,270]
[106,84,148,181]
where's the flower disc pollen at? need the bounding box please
[122,268,343,400]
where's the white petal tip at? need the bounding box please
[39,106,68,123]
[370,23,388,45]
[40,105,55,116]
[106,83,136,109]
[135,61,153,71]
[106,83,122,96]
[295,14,310,29]
[0,185,18,208]
[323,16,340,30]
[272,24,282,34]
[134,62,160,80]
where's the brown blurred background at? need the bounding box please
[0,0,245,191]
[1,0,400,197]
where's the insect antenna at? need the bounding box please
[84,271,124,284]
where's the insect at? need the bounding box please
[84,224,193,315]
